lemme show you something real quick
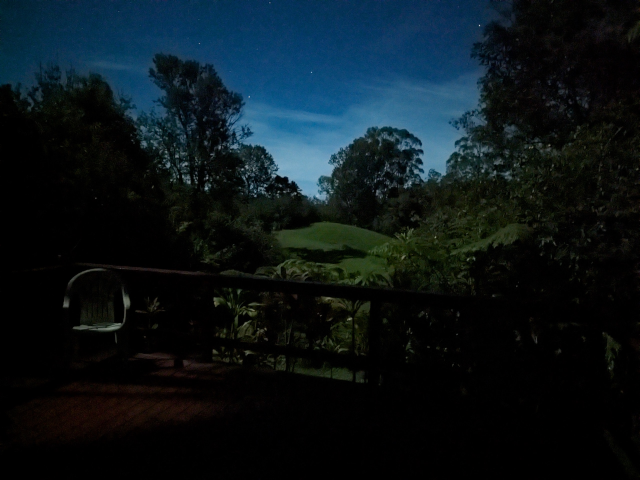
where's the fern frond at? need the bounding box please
[451,223,532,255]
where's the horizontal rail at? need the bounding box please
[73,262,516,310]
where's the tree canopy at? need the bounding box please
[448,0,640,178]
[373,0,640,309]
[319,127,424,227]
[1,66,178,268]
[136,55,295,271]
[139,53,251,194]
[237,144,278,197]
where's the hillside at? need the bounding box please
[275,222,392,274]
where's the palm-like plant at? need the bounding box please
[316,335,349,379]
[257,260,322,371]
[213,288,261,363]
[322,272,393,380]
[256,259,312,281]
[135,296,165,330]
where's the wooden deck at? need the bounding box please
[0,352,630,478]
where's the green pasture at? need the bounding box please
[275,222,392,275]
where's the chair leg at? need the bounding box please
[115,330,130,365]
[58,329,75,376]
[62,333,82,374]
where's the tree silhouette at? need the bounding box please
[238,144,278,197]
[319,126,423,226]
[140,53,251,194]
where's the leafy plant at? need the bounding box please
[451,223,532,255]
[135,296,165,330]
[315,335,348,379]
[212,288,262,363]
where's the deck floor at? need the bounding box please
[0,352,628,478]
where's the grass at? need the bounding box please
[275,222,392,275]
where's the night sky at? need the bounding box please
[0,0,496,195]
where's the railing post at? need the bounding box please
[368,300,381,387]
[352,309,356,383]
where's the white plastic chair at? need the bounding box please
[63,268,131,362]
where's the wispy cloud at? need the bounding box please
[246,103,342,126]
[243,73,481,196]
[87,60,147,74]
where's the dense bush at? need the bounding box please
[237,195,320,232]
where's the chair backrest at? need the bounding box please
[63,268,130,328]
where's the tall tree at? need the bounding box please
[237,144,278,197]
[140,53,251,193]
[319,126,423,226]
[441,0,640,297]
[448,0,640,177]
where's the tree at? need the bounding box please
[140,53,251,194]
[319,126,423,226]
[382,0,640,303]
[265,175,301,198]
[511,111,640,303]
[237,144,278,197]
[448,0,640,178]
[1,65,179,268]
[137,55,294,272]
[444,0,640,293]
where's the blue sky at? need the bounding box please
[0,0,496,195]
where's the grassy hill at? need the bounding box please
[275,222,392,274]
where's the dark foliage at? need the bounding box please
[141,53,250,195]
[237,144,278,197]
[1,67,182,269]
[319,126,424,228]
[237,194,320,232]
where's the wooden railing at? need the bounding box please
[6,262,604,390]
[63,263,538,386]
